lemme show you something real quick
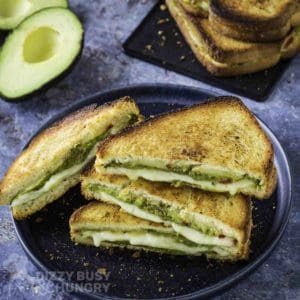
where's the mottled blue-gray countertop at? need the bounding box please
[0,1,299,299]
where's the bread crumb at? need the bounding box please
[160,4,167,11]
[132,251,141,258]
[97,268,107,275]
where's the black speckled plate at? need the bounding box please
[123,1,294,101]
[13,84,292,299]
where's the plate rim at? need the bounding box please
[12,83,293,300]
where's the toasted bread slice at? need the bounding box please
[81,169,252,259]
[70,201,251,260]
[96,97,277,199]
[166,0,282,76]
[292,5,300,27]
[210,0,297,42]
[178,0,209,17]
[281,26,300,59]
[0,97,142,219]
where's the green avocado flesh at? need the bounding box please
[87,183,236,248]
[80,229,233,257]
[11,114,138,207]
[0,7,83,99]
[0,0,68,30]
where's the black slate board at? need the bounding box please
[123,1,293,101]
[14,85,292,299]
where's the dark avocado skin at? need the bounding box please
[0,7,84,103]
[0,31,8,47]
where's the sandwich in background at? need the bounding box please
[70,201,251,261]
[209,0,300,42]
[178,0,209,17]
[95,97,277,199]
[0,97,142,219]
[166,0,300,76]
[81,169,252,260]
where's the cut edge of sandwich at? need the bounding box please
[80,171,252,260]
[0,96,142,219]
[70,201,252,261]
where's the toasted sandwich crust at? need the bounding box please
[209,11,291,42]
[178,0,209,17]
[70,201,165,228]
[97,97,276,199]
[196,18,281,64]
[166,0,282,76]
[210,0,296,30]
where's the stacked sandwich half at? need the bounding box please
[70,97,277,261]
[166,0,300,76]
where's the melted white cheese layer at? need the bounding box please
[104,167,255,195]
[82,230,229,257]
[96,192,236,249]
[11,143,98,207]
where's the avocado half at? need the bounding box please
[0,7,83,100]
[0,0,68,30]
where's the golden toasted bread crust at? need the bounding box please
[0,97,140,206]
[209,0,300,42]
[196,18,281,64]
[97,97,276,199]
[240,201,252,259]
[166,0,282,76]
[70,202,167,229]
[209,12,291,42]
[210,0,296,30]
[179,0,208,17]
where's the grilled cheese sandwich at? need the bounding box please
[0,97,142,219]
[95,97,277,199]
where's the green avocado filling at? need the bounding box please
[31,132,109,192]
[28,114,138,193]
[88,184,219,237]
[12,113,138,203]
